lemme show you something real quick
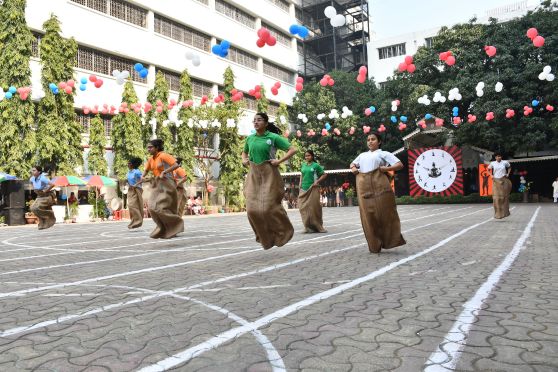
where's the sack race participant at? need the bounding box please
[242,113,297,250]
[127,157,144,229]
[298,150,327,233]
[29,166,56,230]
[488,153,512,219]
[173,157,188,217]
[142,139,184,239]
[350,132,406,253]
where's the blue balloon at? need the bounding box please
[298,26,309,38]
[400,115,408,123]
[370,106,376,113]
[289,25,299,35]
[220,50,229,58]
[220,40,230,50]
[5,92,12,99]
[79,84,87,91]
[49,83,57,90]
[8,86,16,94]
[390,116,397,123]
[139,68,148,78]
[53,88,59,95]
[80,77,87,84]
[211,44,222,55]
[425,113,432,119]
[532,99,539,107]
[325,123,331,130]
[134,63,144,72]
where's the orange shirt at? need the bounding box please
[145,152,177,178]
[173,167,187,180]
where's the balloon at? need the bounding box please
[543,65,552,74]
[446,55,456,66]
[256,38,266,48]
[134,63,144,72]
[220,50,228,58]
[266,36,277,46]
[390,116,397,123]
[547,74,555,82]
[400,116,408,123]
[64,86,72,94]
[220,40,230,49]
[298,26,309,38]
[495,82,503,92]
[67,80,75,88]
[8,86,16,94]
[398,62,407,72]
[320,79,327,87]
[289,25,299,34]
[296,130,302,137]
[5,92,12,99]
[486,112,495,121]
[331,14,345,27]
[407,64,416,73]
[378,125,386,133]
[425,114,432,119]
[359,66,367,75]
[139,68,148,78]
[363,126,371,134]
[89,74,97,82]
[325,123,331,130]
[192,57,201,67]
[364,108,372,116]
[532,99,539,107]
[546,104,554,112]
[254,92,261,99]
[370,106,376,113]
[349,127,355,135]
[477,90,484,97]
[324,6,336,18]
[296,77,304,83]
[484,46,497,57]
[212,45,222,55]
[328,79,334,86]
[321,128,328,136]
[435,118,444,127]
[452,117,461,125]
[295,83,303,92]
[357,74,366,83]
[533,36,545,48]
[271,87,278,95]
[526,27,538,39]
[439,52,448,61]
[94,79,103,88]
[80,77,87,84]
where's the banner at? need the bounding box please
[478,164,492,196]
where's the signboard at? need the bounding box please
[408,146,463,197]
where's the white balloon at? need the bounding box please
[495,82,503,92]
[331,14,345,27]
[324,6,337,18]
[121,70,130,78]
[112,69,120,77]
[440,96,446,103]
[476,90,484,97]
[185,51,194,60]
[116,77,125,85]
[192,57,201,67]
[456,94,462,100]
[341,113,348,119]
[476,82,485,89]
[391,105,397,112]
[538,72,547,81]
[543,65,552,74]
[547,73,555,82]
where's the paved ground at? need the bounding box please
[0,204,556,372]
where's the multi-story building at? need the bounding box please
[367,0,540,86]
[25,0,303,175]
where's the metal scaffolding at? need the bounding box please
[298,0,370,79]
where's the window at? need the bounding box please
[159,69,181,92]
[378,43,406,59]
[76,111,113,136]
[154,14,211,52]
[75,46,147,83]
[192,78,213,97]
[263,61,294,83]
[215,0,256,29]
[31,32,41,58]
[244,95,258,111]
[226,46,258,70]
[103,116,112,137]
[261,22,292,47]
[267,102,280,117]
[266,0,289,12]
[424,37,434,48]
[70,0,147,28]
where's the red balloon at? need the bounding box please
[231,89,237,95]
[58,82,67,89]
[526,27,538,39]
[249,89,255,96]
[398,62,407,72]
[256,38,266,48]
[89,75,97,82]
[271,87,278,95]
[259,28,270,40]
[254,92,261,99]
[404,55,413,65]
[439,52,448,61]
[364,108,372,116]
[533,36,545,48]
[446,56,456,66]
[274,81,281,88]
[484,46,497,57]
[406,64,416,73]
[67,80,75,88]
[295,83,303,92]
[266,36,277,46]
[94,80,103,88]
[296,77,304,83]
[255,85,261,92]
[546,104,554,112]
[357,74,366,83]
[328,79,334,86]
[156,106,163,113]
[320,79,327,87]
[64,86,73,94]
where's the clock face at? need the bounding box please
[408,146,464,197]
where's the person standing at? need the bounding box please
[29,166,56,230]
[350,132,406,253]
[552,176,558,203]
[488,153,512,219]
[298,150,327,233]
[173,157,188,217]
[141,139,184,239]
[126,157,144,229]
[242,112,297,249]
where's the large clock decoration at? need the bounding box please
[408,146,463,196]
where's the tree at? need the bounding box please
[257,84,269,112]
[217,67,245,209]
[111,81,144,178]
[87,115,107,175]
[0,0,37,177]
[176,68,196,181]
[274,102,294,172]
[36,15,81,176]
[145,71,173,151]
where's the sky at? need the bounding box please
[370,0,539,39]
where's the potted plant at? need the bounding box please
[518,176,533,203]
[25,200,38,224]
[345,187,355,206]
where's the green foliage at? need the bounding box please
[176,69,196,181]
[0,0,37,177]
[111,81,144,178]
[87,115,107,175]
[274,102,291,172]
[145,71,173,152]
[217,67,245,208]
[36,15,82,176]
[257,84,269,112]
[88,189,107,218]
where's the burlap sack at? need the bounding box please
[492,177,512,219]
[298,186,326,233]
[244,162,294,249]
[356,170,406,253]
[127,186,143,229]
[31,192,56,230]
[177,185,187,217]
[148,177,184,239]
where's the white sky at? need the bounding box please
[370,0,539,39]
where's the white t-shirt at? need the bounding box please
[351,149,401,173]
[552,181,558,194]
[488,160,510,179]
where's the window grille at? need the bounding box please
[377,43,406,60]
[192,78,213,97]
[266,0,289,12]
[75,46,147,83]
[227,46,258,70]
[154,14,211,52]
[215,0,256,29]
[244,95,258,111]
[159,69,181,92]
[261,22,292,47]
[70,0,147,28]
[31,33,41,58]
[263,61,294,83]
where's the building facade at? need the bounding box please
[26,0,304,175]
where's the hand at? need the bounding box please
[312,182,320,188]
[158,173,166,179]
[351,167,359,175]
[379,166,390,173]
[269,159,281,167]
[242,159,250,167]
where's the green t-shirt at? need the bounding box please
[300,161,325,191]
[243,131,291,164]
